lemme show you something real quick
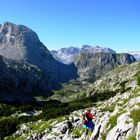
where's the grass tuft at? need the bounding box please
[130,109,140,126]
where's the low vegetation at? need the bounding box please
[128,134,136,140]
[130,109,140,126]
[100,104,115,112]
[0,88,117,139]
[0,118,19,140]
[137,62,140,86]
[108,110,126,130]
[101,133,107,140]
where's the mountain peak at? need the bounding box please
[81,45,116,54]
[0,22,47,61]
[2,21,15,26]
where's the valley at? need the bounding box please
[0,22,139,140]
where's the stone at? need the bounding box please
[106,123,134,140]
[136,122,140,140]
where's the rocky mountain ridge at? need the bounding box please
[74,52,136,82]
[51,45,116,64]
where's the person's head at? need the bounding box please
[87,109,91,112]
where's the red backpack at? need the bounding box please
[85,112,93,122]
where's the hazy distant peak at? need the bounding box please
[81,45,116,54]
[55,46,80,54]
[51,45,116,64]
[128,51,140,61]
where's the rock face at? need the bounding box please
[0,22,78,90]
[0,22,52,63]
[74,52,136,82]
[106,113,134,140]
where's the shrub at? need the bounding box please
[137,62,140,86]
[0,118,18,140]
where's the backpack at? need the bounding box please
[85,112,93,122]
[82,114,88,125]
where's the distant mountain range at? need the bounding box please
[51,45,116,64]
[51,45,140,64]
[128,51,140,61]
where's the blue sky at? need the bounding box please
[0,0,140,52]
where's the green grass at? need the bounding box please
[132,88,140,93]
[72,127,89,138]
[108,110,126,130]
[6,135,30,140]
[130,109,140,126]
[101,133,107,140]
[128,134,136,140]
[29,120,52,133]
[72,128,82,137]
[136,102,140,107]
[137,62,140,86]
[100,104,115,112]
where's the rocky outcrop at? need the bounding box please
[106,113,134,140]
[137,122,140,140]
[74,52,136,82]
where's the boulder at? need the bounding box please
[136,122,140,140]
[106,123,134,140]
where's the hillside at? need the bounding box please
[2,62,139,140]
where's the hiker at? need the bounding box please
[82,109,95,137]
